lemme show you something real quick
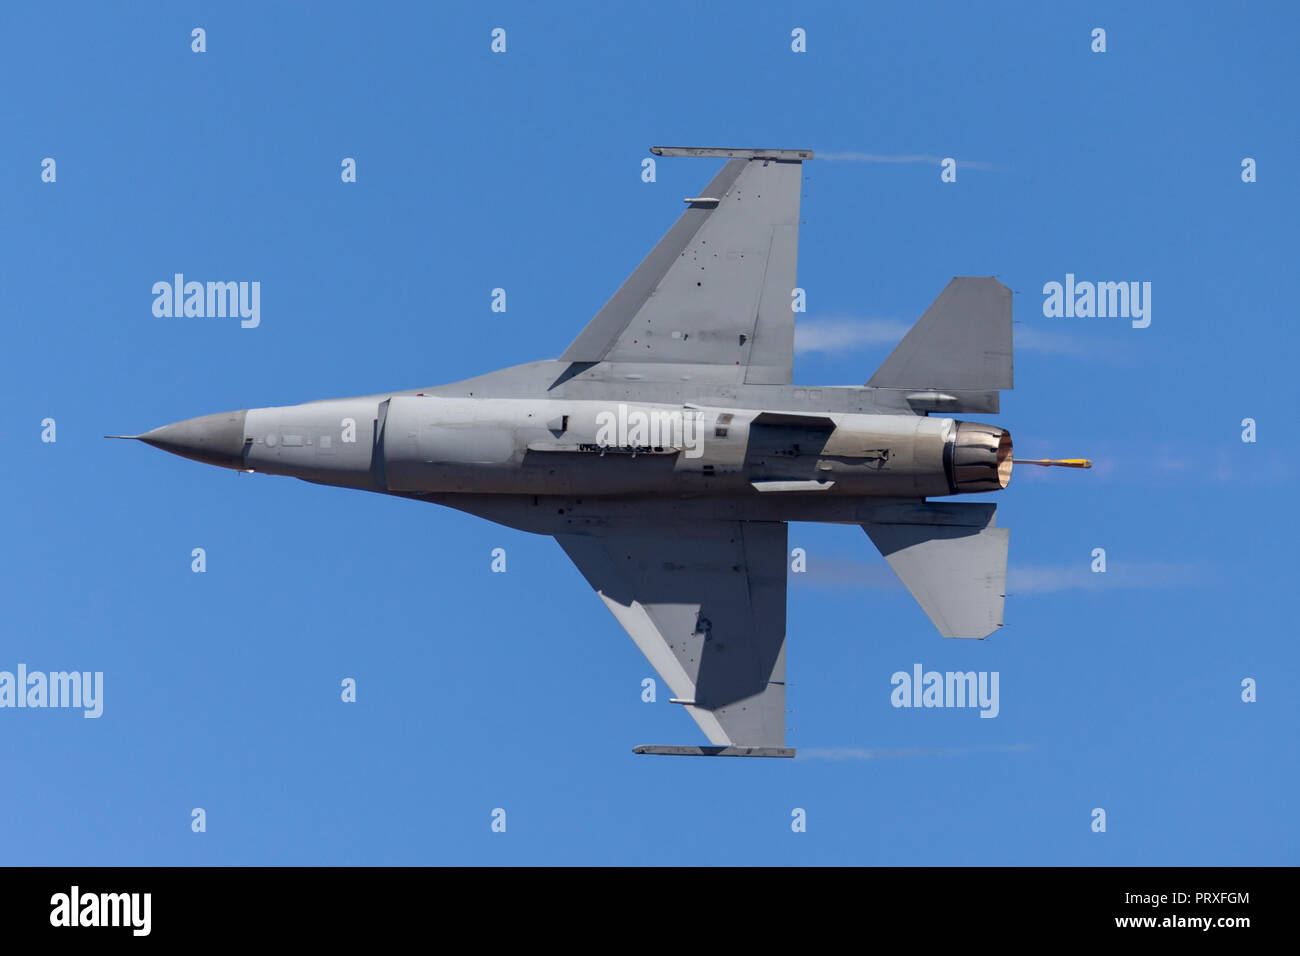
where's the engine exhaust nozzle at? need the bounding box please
[950,421,1013,492]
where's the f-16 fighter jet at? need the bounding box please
[113,147,1087,757]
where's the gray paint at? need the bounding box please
[863,503,1008,639]
[113,148,1024,757]
[867,276,1014,392]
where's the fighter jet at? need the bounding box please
[112,147,1087,758]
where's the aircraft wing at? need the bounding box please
[559,147,812,386]
[555,518,791,755]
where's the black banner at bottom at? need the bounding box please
[0,866,1276,941]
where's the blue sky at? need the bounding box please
[2,1,1296,865]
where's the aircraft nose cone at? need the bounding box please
[136,410,248,469]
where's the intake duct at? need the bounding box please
[949,421,1013,492]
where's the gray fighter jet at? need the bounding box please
[113,147,1087,758]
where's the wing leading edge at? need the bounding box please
[555,520,790,754]
[560,147,812,386]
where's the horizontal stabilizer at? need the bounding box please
[867,277,1013,391]
[863,503,1008,639]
